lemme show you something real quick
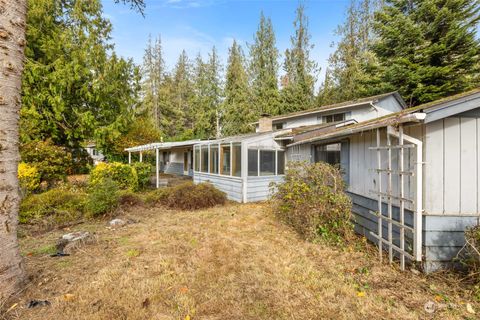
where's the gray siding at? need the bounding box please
[164,162,184,176]
[247,176,285,202]
[349,192,479,272]
[194,173,243,202]
[424,117,480,215]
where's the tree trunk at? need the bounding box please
[0,0,27,301]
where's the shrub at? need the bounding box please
[20,188,86,224]
[119,189,144,207]
[18,162,41,195]
[85,178,120,217]
[272,161,353,245]
[89,162,138,190]
[131,162,152,189]
[143,188,171,205]
[20,139,72,186]
[163,182,226,210]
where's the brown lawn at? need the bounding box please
[1,203,478,319]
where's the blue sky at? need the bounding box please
[102,0,351,82]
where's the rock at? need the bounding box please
[54,231,94,255]
[109,218,127,228]
[466,303,475,314]
[27,300,50,308]
[424,301,436,314]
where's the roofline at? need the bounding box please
[252,91,405,125]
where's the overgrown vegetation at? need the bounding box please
[18,162,41,195]
[272,161,353,245]
[131,162,152,189]
[163,182,227,210]
[85,178,121,217]
[89,162,139,191]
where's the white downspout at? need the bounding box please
[387,124,423,261]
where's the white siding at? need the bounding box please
[194,173,243,202]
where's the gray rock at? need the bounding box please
[62,231,90,242]
[109,218,127,227]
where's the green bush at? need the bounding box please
[272,161,353,245]
[89,162,138,190]
[131,162,152,189]
[85,178,120,217]
[20,139,72,186]
[163,182,226,210]
[20,188,86,224]
[143,187,172,205]
[18,162,41,195]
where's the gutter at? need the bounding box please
[287,112,426,147]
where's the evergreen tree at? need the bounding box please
[222,40,253,136]
[171,50,195,138]
[142,35,165,129]
[321,0,381,104]
[21,0,140,155]
[249,12,280,116]
[371,0,480,106]
[193,48,223,139]
[280,4,318,113]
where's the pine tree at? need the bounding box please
[249,12,280,116]
[221,40,253,136]
[371,0,480,106]
[193,47,223,139]
[280,4,318,113]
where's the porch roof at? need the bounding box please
[124,139,202,152]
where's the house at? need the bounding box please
[84,143,105,164]
[284,88,480,272]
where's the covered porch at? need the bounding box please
[192,132,287,202]
[124,139,200,188]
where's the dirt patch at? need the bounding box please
[1,203,478,319]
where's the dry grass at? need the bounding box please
[2,203,479,319]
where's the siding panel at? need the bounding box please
[443,118,461,214]
[425,120,444,214]
[460,118,477,213]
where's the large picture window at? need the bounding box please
[314,143,341,166]
[277,150,285,175]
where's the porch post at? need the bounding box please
[128,152,131,164]
[139,151,143,162]
[156,148,159,188]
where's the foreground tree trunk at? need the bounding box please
[0,0,27,301]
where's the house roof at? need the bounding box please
[288,88,480,147]
[194,130,290,145]
[254,91,405,124]
[124,139,202,152]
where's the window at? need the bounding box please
[277,151,285,175]
[248,149,258,176]
[210,145,219,174]
[201,145,208,172]
[274,123,285,130]
[232,143,242,177]
[322,113,345,123]
[260,150,275,176]
[314,143,341,166]
[194,146,200,171]
[220,144,231,175]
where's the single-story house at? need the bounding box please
[284,88,480,272]
[85,143,105,164]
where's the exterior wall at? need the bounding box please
[424,117,480,215]
[163,148,191,176]
[246,176,284,202]
[194,172,243,202]
[164,162,184,175]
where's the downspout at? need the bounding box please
[387,118,424,262]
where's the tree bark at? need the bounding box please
[0,0,27,301]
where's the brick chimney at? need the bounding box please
[258,117,273,132]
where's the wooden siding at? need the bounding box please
[194,172,243,202]
[247,176,284,202]
[424,117,480,215]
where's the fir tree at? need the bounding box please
[371,0,480,106]
[280,3,318,113]
[193,47,223,139]
[249,12,280,116]
[171,50,195,138]
[221,40,253,136]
